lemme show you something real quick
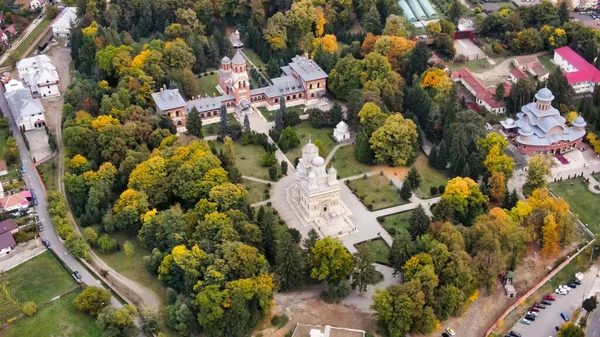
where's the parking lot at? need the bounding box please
[510,267,598,337]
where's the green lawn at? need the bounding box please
[380,210,414,236]
[538,55,557,73]
[215,140,271,180]
[332,145,373,178]
[97,232,168,307]
[0,251,77,305]
[411,154,448,199]
[2,18,51,66]
[347,175,407,210]
[287,121,336,162]
[257,106,305,122]
[548,178,600,234]
[592,172,600,182]
[448,58,491,72]
[201,114,239,137]
[355,239,390,265]
[0,128,22,181]
[2,291,103,337]
[197,74,220,97]
[0,286,20,324]
[243,178,268,204]
[36,158,57,191]
[243,48,267,69]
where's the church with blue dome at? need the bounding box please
[500,88,587,156]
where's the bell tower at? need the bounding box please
[231,51,251,105]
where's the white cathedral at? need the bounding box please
[286,141,355,237]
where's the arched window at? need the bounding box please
[201,113,205,118]
[311,93,315,98]
[177,121,182,126]
[275,98,279,103]
[298,93,302,98]
[310,84,313,89]
[286,96,290,100]
[293,94,296,99]
[317,82,321,88]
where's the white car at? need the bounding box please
[447,328,456,336]
[527,311,538,317]
[555,288,568,295]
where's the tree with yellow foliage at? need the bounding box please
[314,7,326,37]
[484,144,515,179]
[565,111,579,125]
[542,214,560,257]
[91,115,120,132]
[420,68,452,93]
[312,34,337,54]
[441,177,488,225]
[69,154,91,174]
[488,171,506,202]
[369,114,418,167]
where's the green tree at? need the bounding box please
[73,286,112,317]
[370,114,418,166]
[278,126,300,152]
[355,130,374,164]
[558,323,585,337]
[512,29,544,55]
[275,96,286,130]
[22,301,37,316]
[371,286,416,337]
[548,68,573,108]
[406,167,421,190]
[558,1,569,25]
[267,58,280,78]
[400,180,412,201]
[351,245,377,293]
[362,6,381,34]
[389,229,416,275]
[310,237,355,284]
[219,104,228,138]
[140,307,161,336]
[583,296,598,312]
[447,0,464,24]
[276,231,304,291]
[409,42,429,78]
[260,209,277,264]
[243,114,250,133]
[408,205,430,239]
[494,82,505,102]
[383,14,407,37]
[524,154,554,195]
[96,305,138,337]
[358,102,387,136]
[303,228,320,253]
[186,107,203,138]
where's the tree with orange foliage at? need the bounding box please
[488,171,506,202]
[542,214,560,257]
[312,34,337,54]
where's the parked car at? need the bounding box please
[37,223,43,232]
[20,166,27,174]
[73,271,82,280]
[524,314,536,321]
[527,311,538,317]
[571,279,581,285]
[561,312,570,322]
[556,288,569,295]
[534,303,546,309]
[541,300,552,305]
[527,306,540,312]
[446,328,455,336]
[508,331,522,337]
[543,295,556,301]
[567,282,577,288]
[521,319,532,325]
[42,238,50,247]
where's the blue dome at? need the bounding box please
[535,88,554,101]
[572,115,586,127]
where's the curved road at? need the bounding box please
[0,85,122,308]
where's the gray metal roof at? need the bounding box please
[185,94,234,113]
[514,107,585,146]
[232,50,246,65]
[289,56,328,82]
[151,89,186,111]
[250,75,306,98]
[280,66,292,76]
[0,219,17,235]
[5,89,45,123]
[0,232,16,250]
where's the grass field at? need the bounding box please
[2,291,103,337]
[215,140,271,180]
[243,49,267,69]
[548,178,600,234]
[348,175,407,210]
[287,121,336,161]
[332,145,373,178]
[448,58,491,72]
[411,154,448,199]
[380,210,414,236]
[36,158,57,191]
[257,106,305,122]
[97,233,168,307]
[201,114,239,137]
[0,287,21,324]
[197,74,220,97]
[243,178,268,204]
[2,18,51,66]
[0,128,21,181]
[0,251,77,305]
[538,55,557,73]
[355,239,390,265]
[593,172,600,182]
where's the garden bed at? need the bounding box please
[378,210,414,237]
[347,175,407,211]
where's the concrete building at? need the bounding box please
[228,30,243,49]
[152,51,328,129]
[16,55,60,98]
[513,55,539,72]
[291,324,365,337]
[333,120,350,142]
[500,88,587,155]
[51,7,78,37]
[5,89,45,131]
[554,46,600,94]
[451,68,510,114]
[509,68,528,84]
[286,142,355,238]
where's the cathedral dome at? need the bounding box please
[335,120,348,131]
[519,123,533,136]
[308,172,317,179]
[302,141,318,154]
[221,56,231,64]
[535,88,554,101]
[572,115,587,128]
[312,156,325,167]
[505,118,515,126]
[328,166,337,175]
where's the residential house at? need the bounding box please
[451,68,511,114]
[0,160,7,177]
[528,63,549,81]
[512,55,539,72]
[0,190,30,213]
[51,7,78,37]
[5,88,46,131]
[0,219,19,235]
[16,55,60,98]
[0,232,16,257]
[482,3,499,12]
[4,25,17,38]
[554,46,600,94]
[509,68,528,84]
[29,0,47,10]
[4,79,25,93]
[291,324,365,337]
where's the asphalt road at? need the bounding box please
[0,85,121,307]
[510,269,597,337]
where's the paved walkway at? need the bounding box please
[242,175,272,184]
[324,142,351,166]
[0,239,46,272]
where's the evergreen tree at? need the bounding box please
[501,190,511,209]
[362,6,382,34]
[510,189,519,208]
[408,204,430,240]
[449,128,468,176]
[479,181,488,196]
[260,210,277,264]
[388,228,415,276]
[428,147,439,169]
[400,180,412,201]
[275,96,285,130]
[186,107,203,138]
[351,246,376,293]
[406,167,421,190]
[441,88,458,133]
[557,1,569,25]
[267,58,280,78]
[276,232,304,292]
[243,114,251,133]
[409,42,429,79]
[547,68,572,108]
[355,131,374,164]
[303,228,320,253]
[219,104,228,137]
[256,206,265,226]
[313,43,334,74]
[493,83,505,102]
[432,198,454,222]
[593,85,600,107]
[405,85,434,137]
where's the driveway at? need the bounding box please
[510,267,598,337]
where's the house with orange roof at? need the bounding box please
[0,190,30,213]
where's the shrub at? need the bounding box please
[123,241,135,257]
[267,201,272,206]
[271,314,289,328]
[363,174,367,180]
[430,186,438,195]
[281,160,288,175]
[268,166,278,181]
[439,185,446,194]
[492,42,503,54]
[377,217,384,223]
[387,227,396,235]
[287,228,301,243]
[261,152,277,167]
[279,220,285,225]
[97,234,118,253]
[22,301,36,316]
[367,204,373,210]
[267,183,272,188]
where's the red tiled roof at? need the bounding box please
[0,219,17,235]
[4,25,16,34]
[0,191,29,210]
[452,68,507,109]
[555,46,600,84]
[510,68,528,81]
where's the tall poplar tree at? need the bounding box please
[276,232,304,291]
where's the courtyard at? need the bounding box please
[347,174,407,211]
[548,178,600,234]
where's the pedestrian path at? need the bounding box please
[242,175,272,184]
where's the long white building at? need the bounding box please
[16,55,60,98]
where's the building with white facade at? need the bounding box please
[554,46,600,94]
[51,7,78,37]
[286,142,355,238]
[333,121,350,142]
[16,55,60,98]
[451,68,511,114]
[5,89,46,131]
